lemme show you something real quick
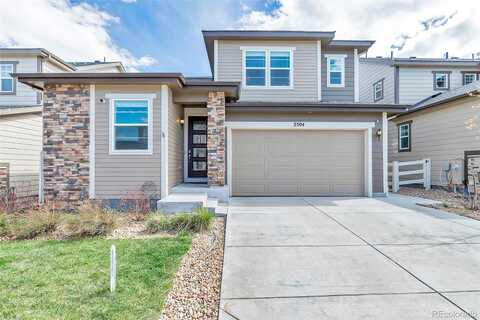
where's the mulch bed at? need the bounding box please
[397,187,480,220]
[160,217,225,320]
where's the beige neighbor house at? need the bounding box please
[14,30,407,208]
[389,81,480,187]
[0,48,124,199]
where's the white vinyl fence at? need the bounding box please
[392,159,431,192]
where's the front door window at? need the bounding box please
[188,117,208,178]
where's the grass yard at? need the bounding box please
[0,235,191,320]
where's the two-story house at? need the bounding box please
[0,48,124,199]
[360,57,480,105]
[359,57,480,188]
[14,30,406,207]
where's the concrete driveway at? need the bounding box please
[219,196,480,320]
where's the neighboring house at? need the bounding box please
[71,61,126,73]
[0,48,125,198]
[360,57,480,105]
[388,81,480,187]
[15,30,406,207]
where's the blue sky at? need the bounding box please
[0,0,478,75]
[71,0,279,75]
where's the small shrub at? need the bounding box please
[5,208,61,240]
[146,207,214,233]
[56,202,117,239]
[0,214,8,237]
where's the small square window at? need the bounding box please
[433,72,449,90]
[464,73,477,85]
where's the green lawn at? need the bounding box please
[0,236,191,320]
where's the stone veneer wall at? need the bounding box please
[207,92,226,186]
[0,163,9,192]
[43,84,90,204]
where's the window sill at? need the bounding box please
[243,85,294,90]
[398,149,411,153]
[0,91,15,95]
[109,150,153,156]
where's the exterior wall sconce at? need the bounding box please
[376,128,382,138]
[176,118,185,125]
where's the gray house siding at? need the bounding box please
[217,40,318,102]
[359,58,395,104]
[389,95,480,186]
[226,111,384,194]
[398,66,480,105]
[94,84,162,200]
[168,90,184,189]
[321,49,355,102]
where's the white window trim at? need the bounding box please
[226,121,374,198]
[398,123,410,151]
[0,63,14,93]
[325,54,346,88]
[241,46,295,90]
[464,73,477,85]
[433,72,449,90]
[108,96,154,155]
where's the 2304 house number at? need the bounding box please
[293,122,305,127]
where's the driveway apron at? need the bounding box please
[219,197,480,320]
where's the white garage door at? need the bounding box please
[231,130,365,196]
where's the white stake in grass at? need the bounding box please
[110,245,116,292]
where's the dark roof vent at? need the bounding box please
[409,56,416,59]
[376,56,383,58]
[450,56,459,59]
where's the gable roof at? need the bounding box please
[0,48,75,71]
[399,80,480,117]
[70,61,126,72]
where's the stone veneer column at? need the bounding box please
[207,91,226,186]
[43,84,90,205]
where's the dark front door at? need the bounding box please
[188,116,208,178]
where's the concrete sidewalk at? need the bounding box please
[219,196,480,320]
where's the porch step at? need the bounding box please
[156,188,224,215]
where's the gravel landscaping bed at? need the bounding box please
[160,217,225,320]
[397,187,480,220]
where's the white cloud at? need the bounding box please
[0,0,156,71]
[121,0,137,3]
[239,0,480,59]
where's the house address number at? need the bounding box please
[293,122,305,127]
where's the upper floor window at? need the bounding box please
[110,99,152,154]
[433,71,449,90]
[463,73,478,85]
[245,51,266,86]
[0,63,15,94]
[398,121,411,152]
[243,48,293,88]
[373,79,384,102]
[325,54,346,88]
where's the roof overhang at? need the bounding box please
[226,101,408,115]
[396,90,480,118]
[15,72,240,100]
[0,48,75,71]
[202,30,336,74]
[327,40,375,54]
[392,59,480,67]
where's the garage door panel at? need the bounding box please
[232,129,364,197]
